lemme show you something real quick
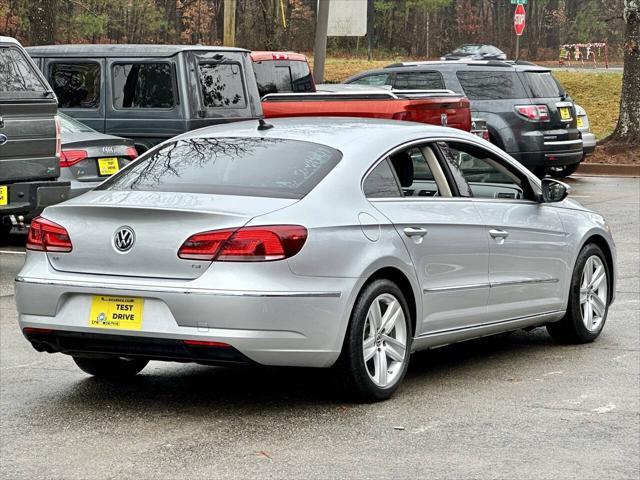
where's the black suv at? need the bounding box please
[345,60,583,177]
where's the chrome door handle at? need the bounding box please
[403,227,428,238]
[489,229,509,239]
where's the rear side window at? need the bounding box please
[394,71,444,90]
[112,63,175,109]
[98,138,341,199]
[521,72,562,98]
[348,73,389,86]
[0,47,46,93]
[363,160,401,198]
[198,63,246,108]
[50,62,101,108]
[456,71,526,100]
[253,60,314,97]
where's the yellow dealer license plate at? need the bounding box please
[89,295,144,330]
[98,157,120,176]
[559,107,572,121]
[577,117,584,128]
[0,186,7,206]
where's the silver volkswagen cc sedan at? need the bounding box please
[15,117,615,401]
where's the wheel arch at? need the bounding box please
[579,233,616,303]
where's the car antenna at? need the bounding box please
[258,118,274,131]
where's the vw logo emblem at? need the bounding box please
[113,226,135,252]
[0,134,8,146]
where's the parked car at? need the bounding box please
[547,104,596,178]
[250,51,315,97]
[16,117,615,402]
[345,60,583,177]
[26,44,263,153]
[262,83,472,132]
[442,44,507,61]
[0,36,69,241]
[57,112,138,198]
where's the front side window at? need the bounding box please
[198,63,246,108]
[0,47,46,93]
[437,142,526,200]
[50,62,101,108]
[456,71,526,100]
[97,137,341,199]
[394,71,445,90]
[112,63,175,109]
[348,73,390,86]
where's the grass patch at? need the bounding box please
[317,57,622,140]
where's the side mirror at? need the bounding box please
[541,178,570,203]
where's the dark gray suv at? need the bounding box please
[345,60,583,177]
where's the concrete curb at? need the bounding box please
[577,163,640,177]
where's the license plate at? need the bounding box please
[98,157,120,176]
[0,186,7,206]
[576,117,584,128]
[89,295,144,330]
[559,107,572,121]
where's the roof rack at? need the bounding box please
[385,59,517,68]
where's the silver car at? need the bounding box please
[15,118,616,401]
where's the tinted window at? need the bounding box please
[198,63,246,108]
[112,63,175,108]
[50,62,100,108]
[58,112,94,133]
[0,47,46,93]
[253,60,314,97]
[98,138,341,199]
[394,71,444,90]
[363,160,401,198]
[522,72,562,98]
[349,73,390,86]
[456,71,526,100]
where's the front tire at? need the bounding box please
[337,279,412,402]
[548,162,580,179]
[547,244,610,343]
[73,356,149,379]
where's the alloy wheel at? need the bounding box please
[580,255,608,332]
[362,293,407,388]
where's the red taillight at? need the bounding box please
[515,105,550,122]
[23,327,54,335]
[178,225,307,262]
[54,115,61,160]
[59,149,88,168]
[483,130,490,141]
[26,216,73,252]
[126,146,139,159]
[183,340,231,348]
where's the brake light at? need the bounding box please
[54,115,61,160]
[59,149,88,168]
[515,105,550,121]
[183,340,231,348]
[126,146,139,160]
[26,216,73,252]
[178,225,307,262]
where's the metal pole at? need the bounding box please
[223,0,236,47]
[313,0,330,83]
[515,35,520,61]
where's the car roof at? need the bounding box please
[25,44,249,58]
[0,36,21,46]
[250,51,308,62]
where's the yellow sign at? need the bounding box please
[0,186,7,206]
[98,157,120,176]
[559,107,572,121]
[576,117,584,128]
[89,295,144,330]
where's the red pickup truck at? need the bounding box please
[251,51,473,133]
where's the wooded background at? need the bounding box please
[0,0,627,60]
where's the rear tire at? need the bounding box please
[547,243,610,343]
[0,224,12,245]
[548,162,580,179]
[73,356,149,379]
[336,279,412,402]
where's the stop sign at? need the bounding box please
[514,4,526,36]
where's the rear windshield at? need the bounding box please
[521,71,563,98]
[58,112,94,133]
[97,137,341,199]
[253,60,314,97]
[456,71,527,100]
[0,46,46,94]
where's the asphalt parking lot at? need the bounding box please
[1,175,638,480]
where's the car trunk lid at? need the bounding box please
[61,132,135,182]
[42,190,297,279]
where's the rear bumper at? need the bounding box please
[581,132,596,155]
[0,180,70,219]
[15,258,358,368]
[510,149,583,168]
